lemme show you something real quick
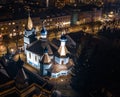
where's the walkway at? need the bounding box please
[49,75,78,97]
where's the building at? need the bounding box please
[0,5,102,37]
[24,15,74,78]
[0,11,71,37]
[24,14,37,53]
[77,8,102,24]
[0,51,54,97]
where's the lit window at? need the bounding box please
[47,23,49,26]
[13,29,16,32]
[13,33,16,36]
[0,34,2,38]
[9,34,12,37]
[12,22,15,25]
[22,24,25,27]
[29,53,31,59]
[1,28,4,30]
[35,56,37,62]
[20,31,22,35]
[8,23,11,25]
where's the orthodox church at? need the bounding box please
[24,15,74,78]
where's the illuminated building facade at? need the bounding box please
[24,14,37,53]
[24,15,74,78]
[0,17,40,37]
[0,14,70,37]
[0,7,102,37]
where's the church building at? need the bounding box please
[24,15,74,78]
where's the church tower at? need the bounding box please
[58,34,68,57]
[40,47,52,76]
[40,21,47,39]
[55,32,69,65]
[24,13,37,54]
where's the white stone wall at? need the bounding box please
[55,56,69,65]
[51,70,68,78]
[26,51,40,69]
[41,34,47,39]
[24,35,30,54]
[43,63,52,75]
[24,37,30,44]
[61,41,66,46]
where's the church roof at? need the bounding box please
[15,68,28,83]
[41,49,51,64]
[52,34,76,55]
[26,39,55,56]
[16,56,24,69]
[57,46,69,57]
[26,15,33,30]
[0,71,11,85]
[3,61,19,78]
[48,59,74,73]
[41,55,51,64]
[49,64,68,73]
[41,27,47,35]
[56,34,69,57]
[60,34,67,41]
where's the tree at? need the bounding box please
[70,34,98,97]
[71,30,120,97]
[3,35,11,48]
[70,44,93,97]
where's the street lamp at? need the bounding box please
[61,79,63,82]
[10,48,14,54]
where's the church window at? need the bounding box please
[62,60,64,64]
[29,53,31,59]
[35,55,37,62]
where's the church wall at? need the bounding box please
[51,70,68,78]
[26,51,40,69]
[43,63,52,75]
[55,56,69,65]
[24,29,35,37]
[24,37,30,44]
[24,43,28,54]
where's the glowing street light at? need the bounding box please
[10,48,14,54]
[61,79,63,82]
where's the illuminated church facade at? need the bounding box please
[24,15,74,78]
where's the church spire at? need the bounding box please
[40,20,47,39]
[27,12,33,30]
[58,31,69,56]
[41,47,51,64]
